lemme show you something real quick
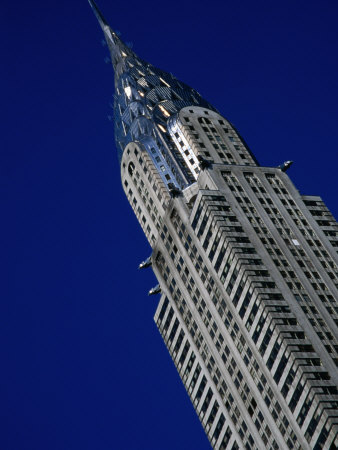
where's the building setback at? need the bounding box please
[89,2,338,448]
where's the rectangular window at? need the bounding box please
[200,387,213,416]
[207,400,219,425]
[239,293,251,318]
[183,352,196,379]
[178,341,190,367]
[158,297,169,323]
[195,376,207,404]
[173,329,185,355]
[188,363,201,392]
[212,414,226,441]
[267,341,281,370]
[168,318,179,344]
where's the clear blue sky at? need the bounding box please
[3,0,338,449]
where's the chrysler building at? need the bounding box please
[89,2,338,448]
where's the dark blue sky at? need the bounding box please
[3,1,338,449]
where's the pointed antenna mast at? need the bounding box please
[88,0,109,29]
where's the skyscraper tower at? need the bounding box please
[89,2,338,448]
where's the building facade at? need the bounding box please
[89,2,338,448]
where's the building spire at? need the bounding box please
[88,0,109,30]
[88,0,135,71]
[88,1,217,188]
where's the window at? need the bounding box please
[200,388,213,415]
[195,376,207,404]
[212,414,226,441]
[128,162,135,176]
[189,363,201,392]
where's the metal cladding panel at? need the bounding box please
[98,20,219,189]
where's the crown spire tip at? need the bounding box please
[88,0,109,29]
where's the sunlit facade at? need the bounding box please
[89,2,338,448]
